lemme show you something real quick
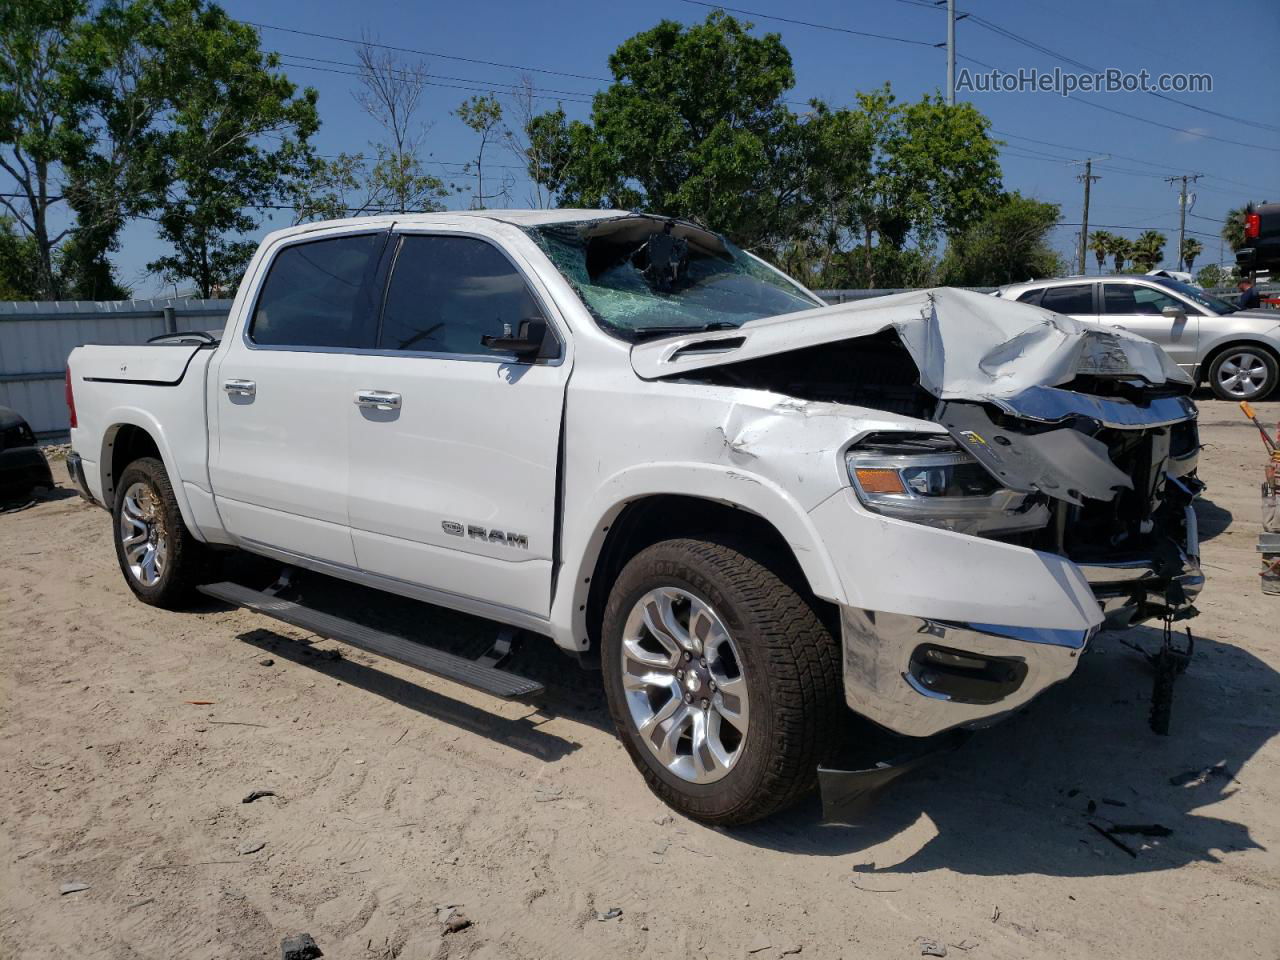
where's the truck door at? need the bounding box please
[209,230,388,566]
[345,229,570,619]
[1100,282,1200,373]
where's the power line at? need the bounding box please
[891,2,1280,135]
[275,53,596,102]
[276,58,594,105]
[676,0,936,47]
[247,20,612,83]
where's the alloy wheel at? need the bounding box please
[119,481,168,586]
[1216,350,1270,398]
[619,587,750,784]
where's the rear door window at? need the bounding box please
[249,233,386,348]
[379,234,554,358]
[1039,284,1095,314]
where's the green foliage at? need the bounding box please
[937,192,1062,286]
[1088,231,1112,274]
[1196,263,1226,288]
[2,0,318,299]
[1222,203,1254,252]
[454,94,506,208]
[1180,237,1202,272]
[0,216,42,298]
[526,12,805,246]
[1130,230,1166,272]
[141,0,318,297]
[524,13,1003,291]
[1106,234,1133,274]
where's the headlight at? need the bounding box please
[847,434,1050,537]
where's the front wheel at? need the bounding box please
[112,457,208,608]
[601,538,842,825]
[1207,346,1278,401]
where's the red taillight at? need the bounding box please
[1245,212,1261,240]
[65,366,78,429]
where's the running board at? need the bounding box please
[197,581,544,700]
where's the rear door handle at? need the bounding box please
[355,390,401,410]
[223,379,256,397]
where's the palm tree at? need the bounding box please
[1131,230,1167,271]
[1107,234,1133,274]
[1088,231,1112,274]
[1180,237,1203,272]
[1222,202,1256,252]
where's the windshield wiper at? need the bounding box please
[628,321,740,342]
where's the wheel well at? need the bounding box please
[105,424,161,504]
[1199,339,1280,384]
[582,495,834,652]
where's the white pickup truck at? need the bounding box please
[65,210,1204,824]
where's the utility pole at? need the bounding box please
[1164,173,1202,270]
[933,0,966,105]
[1075,158,1104,275]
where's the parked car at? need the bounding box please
[0,406,53,503]
[64,211,1203,824]
[996,274,1280,400]
[1236,203,1280,276]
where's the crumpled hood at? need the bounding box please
[630,287,1190,400]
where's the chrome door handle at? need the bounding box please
[355,390,401,410]
[223,379,256,397]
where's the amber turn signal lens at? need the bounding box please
[854,468,906,495]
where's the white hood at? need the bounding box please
[630,287,1189,400]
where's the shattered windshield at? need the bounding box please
[524,217,822,340]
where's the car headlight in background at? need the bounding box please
[846,433,1051,537]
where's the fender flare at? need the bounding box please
[98,407,205,542]
[549,462,847,652]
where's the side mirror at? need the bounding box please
[481,318,552,359]
[1161,305,1186,319]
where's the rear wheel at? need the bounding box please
[112,457,208,608]
[601,538,842,825]
[1207,346,1278,401]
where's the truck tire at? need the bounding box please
[601,538,841,825]
[112,457,208,608]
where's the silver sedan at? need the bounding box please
[996,275,1280,400]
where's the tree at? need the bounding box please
[1196,263,1227,289]
[1222,203,1255,252]
[1088,230,1112,274]
[351,42,448,215]
[143,2,319,297]
[1107,234,1132,274]
[1180,236,1202,272]
[455,94,508,209]
[525,12,807,247]
[938,192,1062,286]
[0,215,42,297]
[0,0,92,298]
[503,75,567,209]
[1131,230,1166,272]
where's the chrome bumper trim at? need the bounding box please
[841,608,1088,738]
[991,387,1197,429]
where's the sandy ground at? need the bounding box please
[2,398,1278,960]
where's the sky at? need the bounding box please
[104,0,1280,295]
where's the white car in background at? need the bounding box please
[996,275,1280,400]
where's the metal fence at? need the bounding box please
[0,298,231,435]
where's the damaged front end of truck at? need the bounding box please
[531,216,1202,813]
[629,285,1203,786]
